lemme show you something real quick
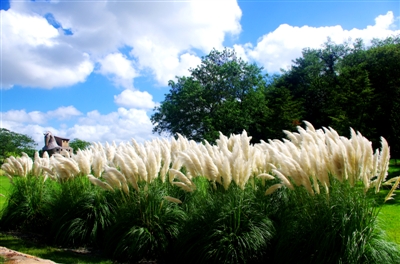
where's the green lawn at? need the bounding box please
[0,233,113,264]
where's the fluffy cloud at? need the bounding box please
[238,11,400,73]
[1,9,94,89]
[65,108,156,144]
[1,106,82,125]
[47,106,83,120]
[97,53,138,89]
[114,89,156,110]
[4,0,242,88]
[1,106,156,148]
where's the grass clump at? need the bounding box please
[50,176,114,248]
[174,180,275,264]
[272,178,400,263]
[0,175,54,235]
[103,180,187,263]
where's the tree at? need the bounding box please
[268,35,400,156]
[363,36,400,157]
[151,48,271,143]
[0,128,37,163]
[69,138,92,154]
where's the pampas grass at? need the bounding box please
[2,121,400,263]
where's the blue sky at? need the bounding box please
[1,0,399,149]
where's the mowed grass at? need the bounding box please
[0,233,113,264]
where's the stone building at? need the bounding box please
[42,131,73,157]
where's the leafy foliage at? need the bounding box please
[151,48,281,143]
[0,129,37,163]
[270,35,400,156]
[69,138,92,154]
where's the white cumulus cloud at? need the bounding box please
[1,106,156,147]
[114,89,156,110]
[1,9,94,89]
[237,11,400,73]
[5,0,242,88]
[97,53,138,89]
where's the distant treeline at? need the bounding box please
[152,35,400,157]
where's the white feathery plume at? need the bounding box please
[204,140,216,160]
[105,142,116,163]
[169,169,194,188]
[87,174,115,192]
[176,152,196,178]
[159,143,171,182]
[220,156,232,190]
[136,156,148,182]
[8,156,24,176]
[92,151,106,178]
[33,159,42,177]
[172,181,194,192]
[145,148,159,182]
[20,153,33,176]
[384,177,400,202]
[238,160,252,190]
[204,153,219,182]
[231,157,242,187]
[272,169,294,190]
[60,149,70,158]
[304,120,316,132]
[283,130,299,147]
[74,150,91,176]
[256,173,275,180]
[240,130,251,161]
[40,166,56,179]
[265,183,283,195]
[170,136,180,163]
[342,138,357,185]
[171,155,183,172]
[115,153,138,191]
[375,137,390,193]
[164,196,182,204]
[1,163,15,180]
[177,133,189,151]
[102,167,124,189]
[54,154,80,177]
[42,151,50,168]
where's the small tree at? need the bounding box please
[69,138,91,154]
[151,48,270,143]
[0,128,37,163]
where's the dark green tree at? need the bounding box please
[276,39,350,129]
[269,35,400,156]
[364,36,400,156]
[151,48,272,143]
[69,138,92,154]
[0,128,37,163]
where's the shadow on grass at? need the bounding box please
[0,233,114,264]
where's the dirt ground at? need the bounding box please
[0,247,55,264]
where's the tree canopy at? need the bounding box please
[271,35,400,155]
[0,128,37,163]
[151,36,400,156]
[69,138,92,154]
[151,48,299,143]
